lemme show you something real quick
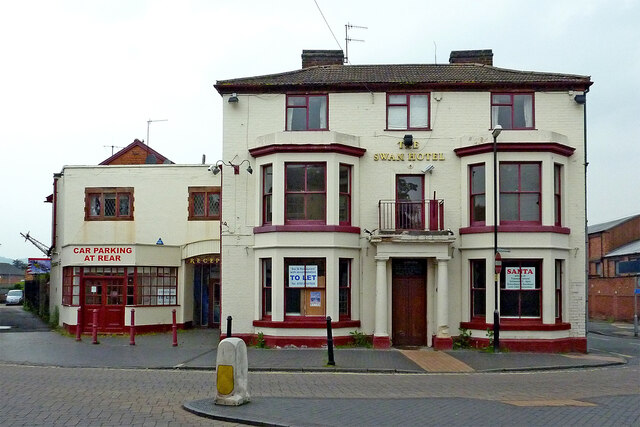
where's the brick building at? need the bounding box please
[588,214,640,321]
[213,49,592,352]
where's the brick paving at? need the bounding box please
[3,363,637,426]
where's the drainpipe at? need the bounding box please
[575,88,589,347]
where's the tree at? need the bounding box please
[12,259,26,270]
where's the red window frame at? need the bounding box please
[285,162,326,224]
[285,94,328,131]
[499,162,541,225]
[62,267,81,306]
[554,164,562,226]
[135,267,178,306]
[85,187,133,221]
[491,92,535,130]
[469,163,486,225]
[555,259,563,322]
[339,164,352,225]
[284,257,326,318]
[261,258,272,319]
[470,259,486,319]
[339,258,351,319]
[500,259,542,319]
[188,187,221,220]
[386,93,431,130]
[262,164,273,225]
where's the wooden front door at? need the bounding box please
[392,259,427,346]
[82,278,125,333]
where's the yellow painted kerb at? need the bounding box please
[217,365,234,395]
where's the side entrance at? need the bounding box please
[392,259,427,346]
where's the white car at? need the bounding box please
[5,289,24,305]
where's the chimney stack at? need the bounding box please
[449,49,493,66]
[301,50,344,68]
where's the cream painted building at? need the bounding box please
[49,141,222,333]
[214,49,592,351]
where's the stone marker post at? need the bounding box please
[215,337,250,406]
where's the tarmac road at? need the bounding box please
[0,304,50,332]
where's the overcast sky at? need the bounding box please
[1,0,638,260]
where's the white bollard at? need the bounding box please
[214,337,250,406]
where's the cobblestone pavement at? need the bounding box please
[1,363,638,426]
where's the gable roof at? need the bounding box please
[99,139,174,166]
[215,63,592,94]
[588,214,640,234]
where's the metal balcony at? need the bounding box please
[378,199,445,233]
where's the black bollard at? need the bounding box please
[326,316,335,366]
[227,315,232,338]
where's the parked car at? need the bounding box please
[5,289,24,305]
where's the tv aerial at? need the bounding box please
[345,23,367,64]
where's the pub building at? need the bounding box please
[48,140,223,333]
[213,49,592,351]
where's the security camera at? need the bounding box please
[207,165,214,172]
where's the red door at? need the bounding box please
[82,278,125,333]
[392,259,427,346]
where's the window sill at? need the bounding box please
[459,225,570,234]
[253,319,360,329]
[254,225,360,234]
[384,128,431,132]
[460,320,571,331]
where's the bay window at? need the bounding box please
[469,164,486,225]
[286,95,328,131]
[339,164,352,225]
[285,163,326,223]
[491,93,534,129]
[261,259,272,318]
[262,165,273,224]
[500,260,541,318]
[554,164,562,226]
[499,162,541,224]
[285,258,326,317]
[339,258,351,319]
[470,260,486,318]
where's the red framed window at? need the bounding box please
[285,163,326,223]
[188,187,220,220]
[555,259,563,321]
[339,164,352,225]
[339,258,351,319]
[85,187,133,220]
[491,93,534,129]
[284,258,326,317]
[386,93,430,130]
[136,267,178,306]
[261,258,272,318]
[395,175,424,230]
[500,259,542,319]
[470,163,486,225]
[554,164,562,226]
[499,162,541,224]
[286,94,328,131]
[62,267,81,306]
[262,164,273,225]
[470,259,486,319]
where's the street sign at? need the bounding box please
[495,252,502,275]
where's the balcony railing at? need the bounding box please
[378,199,445,232]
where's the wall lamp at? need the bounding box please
[403,134,414,148]
[228,93,239,103]
[574,94,586,105]
[210,159,253,175]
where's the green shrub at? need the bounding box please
[453,327,472,349]
[49,306,60,329]
[349,330,371,348]
[255,332,268,348]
